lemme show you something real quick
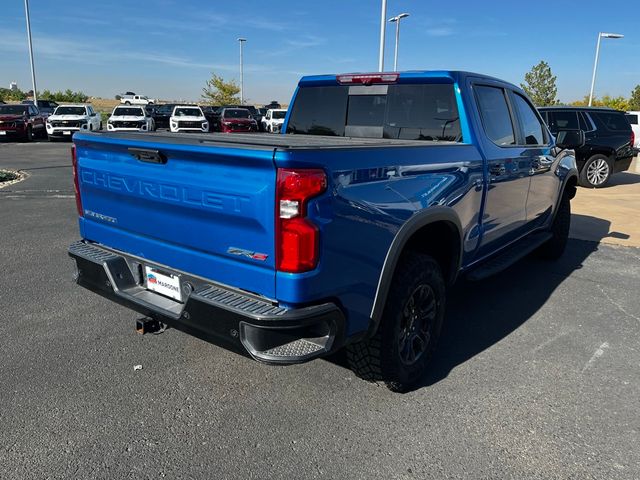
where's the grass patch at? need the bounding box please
[0,170,18,183]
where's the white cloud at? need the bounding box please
[0,28,272,73]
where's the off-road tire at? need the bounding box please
[537,189,571,260]
[347,253,446,392]
[579,154,611,188]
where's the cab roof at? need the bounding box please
[298,70,521,91]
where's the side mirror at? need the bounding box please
[555,129,585,149]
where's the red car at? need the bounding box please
[217,108,258,133]
[0,104,46,141]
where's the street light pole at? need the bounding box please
[589,32,624,106]
[24,0,38,103]
[238,38,247,104]
[378,0,387,72]
[388,13,409,71]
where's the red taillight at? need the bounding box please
[336,73,399,85]
[71,144,83,217]
[276,168,327,273]
[631,130,635,148]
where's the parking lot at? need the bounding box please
[1,140,639,479]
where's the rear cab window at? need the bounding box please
[286,82,462,142]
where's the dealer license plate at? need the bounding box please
[144,266,182,302]
[0,131,6,135]
[63,131,71,135]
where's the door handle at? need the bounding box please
[489,164,506,176]
[532,155,554,170]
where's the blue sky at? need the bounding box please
[2,0,638,104]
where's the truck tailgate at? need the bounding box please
[73,132,277,299]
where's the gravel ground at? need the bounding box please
[1,140,639,479]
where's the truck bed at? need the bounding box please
[79,131,443,150]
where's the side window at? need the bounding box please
[28,106,36,115]
[540,110,549,126]
[511,93,546,145]
[547,111,579,133]
[475,85,515,146]
[578,112,592,131]
[593,111,629,131]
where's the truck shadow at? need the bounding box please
[419,237,599,388]
[326,214,615,392]
[600,171,640,187]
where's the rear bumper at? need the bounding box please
[614,156,634,173]
[68,240,346,364]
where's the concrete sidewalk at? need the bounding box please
[570,157,640,248]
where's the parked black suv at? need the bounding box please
[539,107,634,187]
[150,103,178,130]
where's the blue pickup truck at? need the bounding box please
[69,71,582,391]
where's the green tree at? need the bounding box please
[570,94,629,110]
[629,85,640,110]
[39,89,88,103]
[0,87,27,101]
[202,73,240,105]
[521,61,558,106]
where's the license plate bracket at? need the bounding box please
[144,266,182,302]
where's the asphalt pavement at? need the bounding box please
[1,140,639,479]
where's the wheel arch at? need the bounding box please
[366,206,463,338]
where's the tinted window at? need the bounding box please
[625,114,638,125]
[287,86,348,136]
[54,106,86,115]
[287,83,461,141]
[272,110,286,119]
[512,94,545,145]
[593,111,630,131]
[174,107,202,116]
[475,86,515,146]
[578,112,591,131]
[384,84,460,141]
[223,109,250,119]
[547,111,579,132]
[113,107,145,116]
[0,105,29,115]
[347,94,386,126]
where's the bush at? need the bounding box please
[40,89,89,103]
[0,87,27,101]
[0,170,18,183]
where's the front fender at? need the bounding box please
[555,149,579,200]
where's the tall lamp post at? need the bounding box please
[378,0,388,71]
[238,37,247,104]
[388,13,409,71]
[24,0,38,103]
[589,32,624,106]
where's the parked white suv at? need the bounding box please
[120,94,155,106]
[262,109,287,133]
[625,111,640,149]
[46,104,102,140]
[107,105,155,132]
[170,106,208,133]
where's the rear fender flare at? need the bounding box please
[365,206,463,339]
